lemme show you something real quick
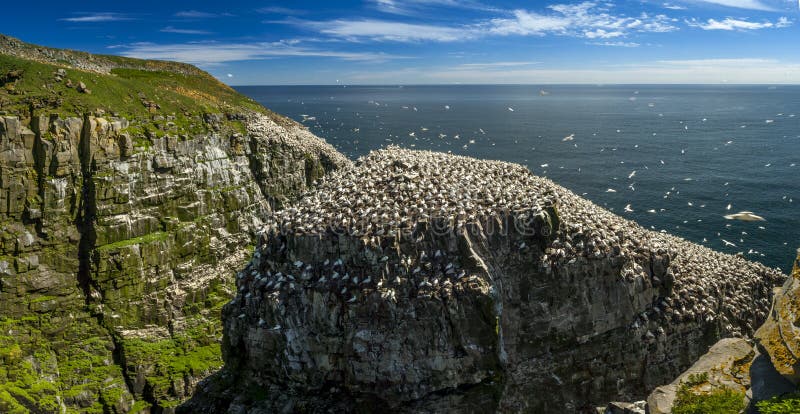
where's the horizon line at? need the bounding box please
[230,82,800,87]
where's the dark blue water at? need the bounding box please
[237,84,800,271]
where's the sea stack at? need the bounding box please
[184,147,784,412]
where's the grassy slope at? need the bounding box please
[0,34,295,128]
[0,54,264,121]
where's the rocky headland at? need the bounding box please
[0,34,795,414]
[181,148,785,413]
[0,34,347,412]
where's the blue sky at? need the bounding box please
[3,0,800,84]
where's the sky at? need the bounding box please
[3,0,800,84]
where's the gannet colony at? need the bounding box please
[185,147,784,412]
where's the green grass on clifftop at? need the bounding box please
[0,52,266,120]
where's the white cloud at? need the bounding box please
[590,41,641,47]
[457,61,541,68]
[310,19,471,42]
[584,29,625,38]
[370,0,412,14]
[160,26,212,35]
[60,12,133,22]
[486,3,677,37]
[368,0,500,15]
[296,2,677,43]
[115,41,402,66]
[656,58,777,65]
[174,10,219,18]
[342,58,800,84]
[685,0,778,11]
[662,3,688,10]
[687,16,791,30]
[257,6,306,15]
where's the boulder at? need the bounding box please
[603,401,646,414]
[647,337,753,414]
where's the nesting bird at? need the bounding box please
[231,147,784,346]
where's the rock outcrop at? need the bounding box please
[0,35,349,413]
[640,249,800,414]
[756,249,800,384]
[183,148,784,413]
[646,337,753,414]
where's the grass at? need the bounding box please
[121,319,224,408]
[756,392,800,414]
[0,36,299,413]
[96,231,170,251]
[0,53,264,121]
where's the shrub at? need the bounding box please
[756,392,800,414]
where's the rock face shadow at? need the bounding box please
[748,347,798,412]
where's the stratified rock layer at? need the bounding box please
[0,111,348,412]
[187,148,784,413]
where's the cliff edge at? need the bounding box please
[0,34,349,412]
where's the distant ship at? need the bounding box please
[539,89,550,96]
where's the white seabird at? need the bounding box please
[724,211,766,222]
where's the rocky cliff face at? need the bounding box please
[0,35,349,413]
[756,249,800,384]
[183,148,784,413]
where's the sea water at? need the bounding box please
[237,84,800,271]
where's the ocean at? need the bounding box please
[236,84,800,271]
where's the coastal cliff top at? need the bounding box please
[0,34,295,128]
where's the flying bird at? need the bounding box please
[724,211,766,222]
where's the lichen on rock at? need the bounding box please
[755,249,800,383]
[0,34,350,413]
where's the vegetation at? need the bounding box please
[0,35,315,412]
[121,318,225,409]
[756,392,800,414]
[0,53,264,120]
[672,373,746,414]
[96,231,170,251]
[0,315,131,413]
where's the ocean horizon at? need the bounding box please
[238,84,800,271]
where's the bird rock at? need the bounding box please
[193,147,785,413]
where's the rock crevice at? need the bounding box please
[0,111,348,412]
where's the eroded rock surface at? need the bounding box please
[184,148,784,413]
[756,249,800,384]
[646,337,753,414]
[0,111,348,412]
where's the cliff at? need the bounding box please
[0,35,349,412]
[182,148,784,412]
[636,249,800,414]
[756,249,800,383]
